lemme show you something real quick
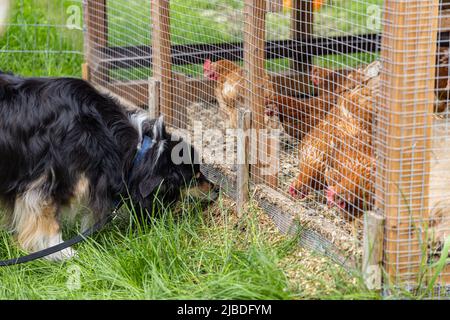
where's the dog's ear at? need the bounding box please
[139,176,164,198]
[153,116,166,141]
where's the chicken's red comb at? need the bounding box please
[312,76,320,86]
[204,59,212,69]
[289,185,298,198]
[325,187,336,206]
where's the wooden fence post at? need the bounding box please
[148,78,160,118]
[84,0,108,86]
[244,0,269,185]
[291,0,312,73]
[151,0,173,126]
[237,109,252,217]
[172,72,188,129]
[378,0,439,289]
[363,211,385,291]
[290,0,313,95]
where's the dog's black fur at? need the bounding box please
[0,72,215,258]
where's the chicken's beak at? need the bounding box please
[265,108,275,117]
[326,187,347,210]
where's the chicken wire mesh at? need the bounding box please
[1,0,447,297]
[376,0,450,296]
[82,0,450,297]
[0,0,83,76]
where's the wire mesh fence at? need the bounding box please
[377,0,449,295]
[0,0,83,76]
[84,0,450,296]
[1,0,448,297]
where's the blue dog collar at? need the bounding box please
[133,135,154,167]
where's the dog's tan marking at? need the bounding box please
[12,176,76,260]
[73,174,90,204]
[16,202,59,250]
[65,174,92,227]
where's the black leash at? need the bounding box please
[0,203,120,267]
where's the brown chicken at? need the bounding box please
[335,76,379,134]
[203,59,275,128]
[289,101,376,215]
[324,125,375,217]
[311,61,380,97]
[289,62,380,201]
[263,63,381,144]
[293,52,449,216]
[311,67,355,97]
[315,53,450,216]
[265,94,335,140]
[322,81,378,215]
[289,107,349,198]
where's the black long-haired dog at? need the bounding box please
[0,72,216,260]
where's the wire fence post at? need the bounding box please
[378,0,440,289]
[151,0,173,125]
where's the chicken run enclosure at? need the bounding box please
[1,0,449,297]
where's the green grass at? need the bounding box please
[0,0,83,77]
[315,52,379,69]
[107,0,381,80]
[0,197,370,299]
[1,0,381,79]
[315,0,383,37]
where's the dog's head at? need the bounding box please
[128,117,218,216]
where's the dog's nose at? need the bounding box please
[209,185,220,201]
